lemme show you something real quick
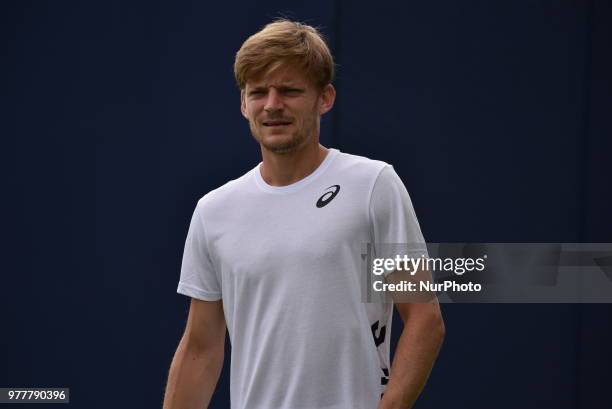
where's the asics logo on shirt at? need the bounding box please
[316,185,341,208]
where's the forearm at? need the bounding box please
[378,309,445,409]
[163,336,224,409]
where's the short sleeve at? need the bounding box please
[177,202,222,301]
[369,166,428,267]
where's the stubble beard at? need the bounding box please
[250,115,318,154]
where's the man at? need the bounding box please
[163,19,445,409]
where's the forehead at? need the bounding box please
[246,64,312,89]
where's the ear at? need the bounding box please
[318,84,336,115]
[240,90,249,119]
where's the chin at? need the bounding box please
[261,134,307,154]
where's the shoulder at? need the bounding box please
[195,167,258,215]
[332,149,391,181]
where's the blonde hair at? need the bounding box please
[234,19,335,90]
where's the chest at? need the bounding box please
[207,183,370,282]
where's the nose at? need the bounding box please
[264,88,283,112]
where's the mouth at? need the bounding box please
[262,120,292,127]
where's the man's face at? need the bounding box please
[241,64,335,154]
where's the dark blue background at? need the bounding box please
[2,1,611,408]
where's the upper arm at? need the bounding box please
[394,300,444,329]
[392,274,445,341]
[183,298,226,351]
[369,165,426,255]
[369,166,443,328]
[387,267,445,331]
[178,202,222,301]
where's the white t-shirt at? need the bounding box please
[177,148,427,409]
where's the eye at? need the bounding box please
[248,90,266,97]
[282,88,303,96]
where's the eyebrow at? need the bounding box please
[248,83,304,91]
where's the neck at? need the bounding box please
[259,142,329,187]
